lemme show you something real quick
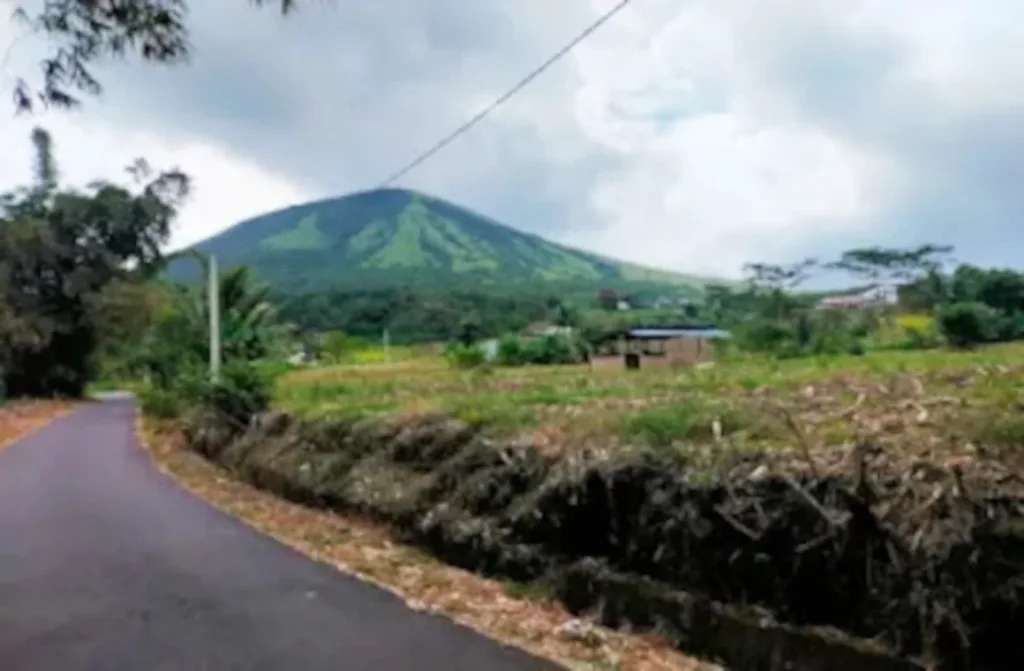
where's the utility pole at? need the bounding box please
[383,328,391,364]
[208,254,221,383]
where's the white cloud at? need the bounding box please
[1,0,1021,277]
[0,111,308,251]
[566,1,899,275]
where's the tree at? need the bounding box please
[828,245,953,289]
[597,289,619,311]
[454,312,484,346]
[742,258,816,319]
[11,0,300,112]
[936,302,997,349]
[742,258,817,292]
[0,127,188,396]
[546,297,578,328]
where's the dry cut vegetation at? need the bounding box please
[142,419,707,670]
[181,344,1024,670]
[0,400,75,450]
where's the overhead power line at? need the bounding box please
[377,0,633,188]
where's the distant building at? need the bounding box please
[816,284,898,311]
[521,322,574,338]
[589,326,731,372]
[479,338,501,362]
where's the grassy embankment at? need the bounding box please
[277,343,1024,462]
[171,342,1024,669]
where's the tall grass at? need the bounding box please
[272,341,1024,449]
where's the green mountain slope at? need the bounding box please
[170,188,716,295]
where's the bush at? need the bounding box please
[138,385,188,420]
[492,333,586,367]
[990,311,1024,342]
[497,335,527,366]
[734,319,795,355]
[445,343,486,369]
[198,360,274,428]
[936,302,997,348]
[899,325,941,351]
[521,335,581,365]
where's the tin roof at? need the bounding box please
[626,327,731,340]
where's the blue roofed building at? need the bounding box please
[590,325,731,371]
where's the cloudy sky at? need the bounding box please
[1,0,1021,279]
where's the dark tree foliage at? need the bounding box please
[277,288,552,345]
[827,244,953,287]
[742,258,817,292]
[742,258,817,320]
[11,0,299,112]
[0,128,188,396]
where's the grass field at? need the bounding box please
[276,343,1024,461]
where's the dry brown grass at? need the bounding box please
[139,417,714,671]
[0,400,77,451]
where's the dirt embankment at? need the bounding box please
[183,408,1024,670]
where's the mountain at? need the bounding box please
[170,188,719,296]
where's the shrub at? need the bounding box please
[445,343,486,369]
[497,335,527,366]
[138,385,187,420]
[494,334,585,367]
[521,335,581,366]
[621,401,752,447]
[197,360,274,428]
[899,325,941,351]
[990,311,1024,342]
[734,319,795,355]
[936,302,997,348]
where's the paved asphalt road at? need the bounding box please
[0,399,555,671]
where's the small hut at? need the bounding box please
[589,326,730,371]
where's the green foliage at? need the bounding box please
[455,313,485,347]
[318,331,366,363]
[139,381,193,420]
[12,0,298,112]
[445,343,486,369]
[621,401,750,447]
[828,244,952,286]
[734,319,797,355]
[199,361,275,428]
[522,335,584,366]
[497,335,527,366]
[0,128,188,397]
[735,310,868,360]
[165,188,710,296]
[278,287,552,345]
[937,302,999,349]
[495,334,585,367]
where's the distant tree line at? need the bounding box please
[276,289,562,345]
[704,245,1024,354]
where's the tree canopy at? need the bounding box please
[0,127,187,395]
[11,0,300,112]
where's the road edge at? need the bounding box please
[133,411,710,671]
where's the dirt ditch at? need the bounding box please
[183,408,1024,670]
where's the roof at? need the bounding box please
[626,327,731,340]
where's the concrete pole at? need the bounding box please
[208,254,221,383]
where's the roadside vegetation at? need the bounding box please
[277,341,1024,449]
[0,401,75,450]
[4,7,1024,667]
[6,119,1024,669]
